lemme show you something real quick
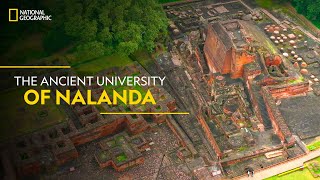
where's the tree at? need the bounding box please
[291,0,320,22]
[306,1,320,21]
[76,41,105,60]
[292,0,308,14]
[43,27,72,54]
[52,0,168,58]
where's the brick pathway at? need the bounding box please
[236,150,320,180]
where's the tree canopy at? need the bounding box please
[291,0,320,21]
[52,0,168,58]
[270,0,320,23]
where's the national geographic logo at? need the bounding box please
[9,9,52,22]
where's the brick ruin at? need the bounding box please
[196,20,306,162]
[204,20,256,78]
[1,62,180,177]
[163,1,316,176]
[94,132,148,171]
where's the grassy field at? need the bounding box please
[72,49,157,76]
[159,0,181,4]
[131,50,154,69]
[256,0,281,9]
[308,141,320,151]
[1,33,48,65]
[72,54,134,76]
[0,87,66,141]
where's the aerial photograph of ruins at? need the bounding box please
[0,0,319,179]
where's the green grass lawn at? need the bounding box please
[116,153,128,163]
[159,0,181,4]
[307,141,320,151]
[98,151,110,162]
[1,33,48,64]
[11,48,48,64]
[131,50,154,68]
[0,87,66,141]
[256,0,281,9]
[72,54,133,76]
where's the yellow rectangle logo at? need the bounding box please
[9,9,19,22]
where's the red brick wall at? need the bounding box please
[196,115,223,158]
[231,51,255,78]
[96,157,144,172]
[261,87,293,143]
[55,149,79,165]
[166,119,187,147]
[17,162,40,177]
[113,157,144,172]
[195,48,204,73]
[71,118,127,146]
[204,25,228,73]
[268,82,309,99]
[204,25,255,78]
[246,80,264,125]
[221,144,284,166]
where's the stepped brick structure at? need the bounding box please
[204,20,255,79]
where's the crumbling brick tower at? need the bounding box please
[204,20,255,79]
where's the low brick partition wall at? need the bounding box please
[260,82,309,143]
[196,114,223,158]
[261,87,293,143]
